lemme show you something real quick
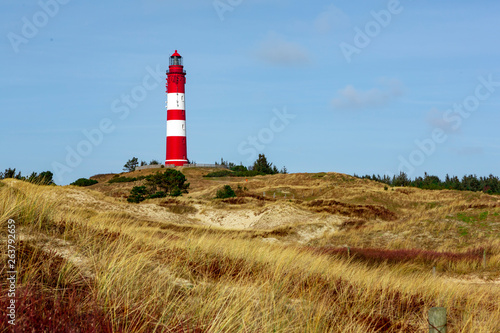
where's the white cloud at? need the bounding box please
[255,32,309,66]
[314,4,351,34]
[426,108,460,134]
[331,79,403,110]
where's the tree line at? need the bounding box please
[0,168,54,185]
[354,172,500,195]
[123,157,161,172]
[206,154,287,177]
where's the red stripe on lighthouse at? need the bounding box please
[167,78,185,93]
[166,136,187,163]
[167,110,186,120]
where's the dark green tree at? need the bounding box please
[253,154,275,175]
[462,174,481,191]
[354,171,500,195]
[123,157,139,172]
[38,171,54,185]
[392,172,410,187]
[216,185,236,199]
[149,159,160,165]
[127,186,148,203]
[420,172,441,189]
[26,171,54,185]
[3,168,22,179]
[482,174,499,194]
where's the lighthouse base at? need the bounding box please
[165,160,188,167]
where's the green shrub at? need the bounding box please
[146,169,189,196]
[148,191,166,199]
[216,185,236,199]
[109,176,135,183]
[230,165,247,172]
[233,170,263,177]
[127,186,148,203]
[126,170,189,203]
[71,178,98,187]
[170,187,183,197]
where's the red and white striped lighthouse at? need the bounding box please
[165,50,188,166]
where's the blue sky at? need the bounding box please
[1,0,499,184]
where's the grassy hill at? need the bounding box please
[1,168,499,332]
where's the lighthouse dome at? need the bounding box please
[170,50,183,66]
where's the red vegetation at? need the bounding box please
[305,199,397,221]
[0,283,114,333]
[305,246,485,266]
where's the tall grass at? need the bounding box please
[1,179,499,332]
[0,179,57,230]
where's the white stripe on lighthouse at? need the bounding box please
[166,120,186,137]
[167,93,185,110]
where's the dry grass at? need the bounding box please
[1,174,499,332]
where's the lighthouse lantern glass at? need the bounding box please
[170,55,182,66]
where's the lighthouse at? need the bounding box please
[165,50,188,166]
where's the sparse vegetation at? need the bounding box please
[1,170,499,332]
[159,199,198,214]
[203,169,233,178]
[203,169,264,178]
[108,175,146,184]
